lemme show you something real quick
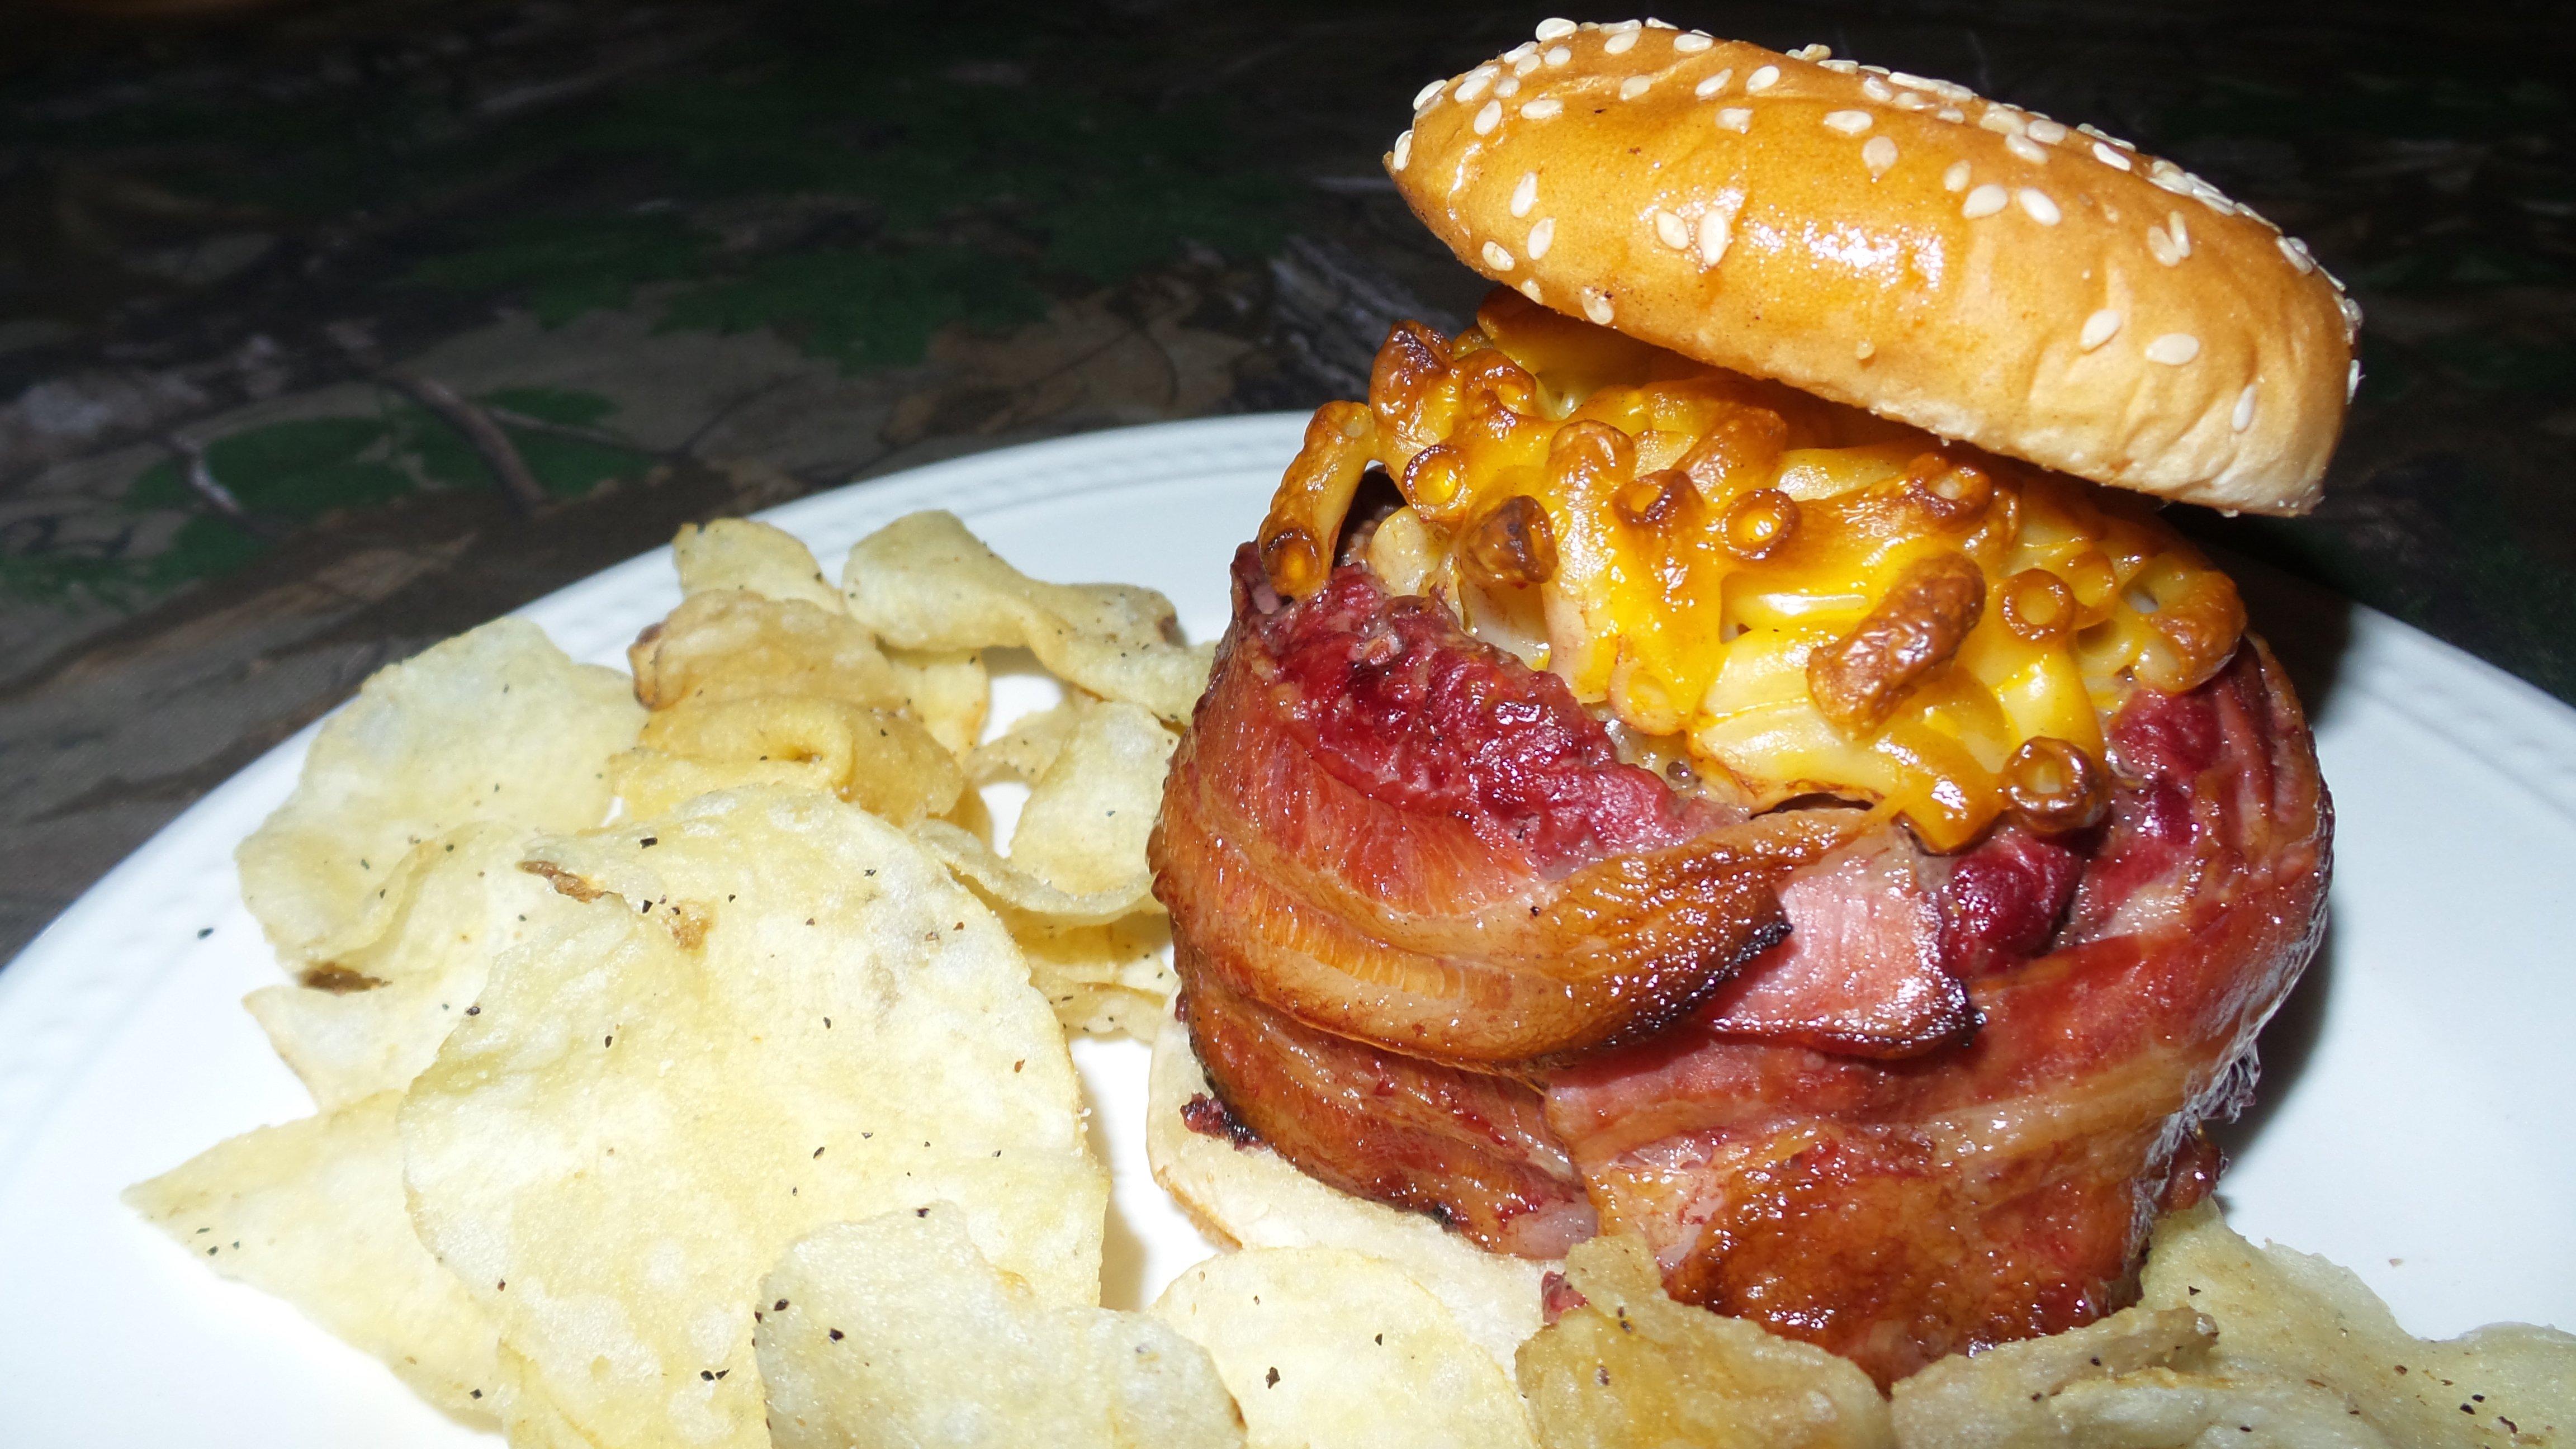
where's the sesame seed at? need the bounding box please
[1943,160,1972,192]
[2147,223,2186,268]
[1654,209,1690,249]
[1497,77,1521,98]
[1512,53,1541,77]
[1963,183,2007,217]
[1823,109,1872,136]
[1695,69,1733,97]
[2146,333,2201,365]
[1980,107,2026,137]
[1746,65,1780,92]
[1605,29,1639,54]
[2027,118,2068,145]
[1674,32,1713,53]
[2079,122,2134,149]
[1391,130,1413,171]
[2148,161,2193,196]
[1507,41,1539,62]
[1892,90,1930,111]
[2080,309,2122,350]
[1528,216,1556,258]
[1862,76,1895,102]
[1512,172,1540,217]
[1821,58,1859,73]
[2233,383,2258,432]
[2005,134,2049,164]
[1456,70,1494,103]
[1864,135,1898,177]
[1583,290,1615,325]
[1519,278,1545,303]
[1644,17,1675,29]
[1521,97,1563,120]
[1717,107,1751,132]
[1412,79,1446,111]
[2092,141,2132,171]
[1620,75,1652,100]
[1545,45,1572,67]
[1890,71,1940,91]
[1605,17,1642,31]
[2347,359,2362,399]
[1697,198,1739,265]
[2018,188,2062,224]
[2341,295,2364,333]
[1855,339,1876,360]
[2167,211,2192,255]
[1474,100,1502,135]
[1536,16,1576,40]
[1789,43,1830,61]
[1483,240,1516,270]
[1937,106,1967,124]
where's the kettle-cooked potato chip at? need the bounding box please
[1155,1247,1537,1449]
[884,646,990,757]
[616,695,964,824]
[238,619,642,963]
[125,1092,501,1427]
[674,518,846,613]
[1144,1015,1547,1373]
[629,591,907,714]
[400,787,1106,1449]
[757,1204,1243,1449]
[2138,1204,2576,1448]
[244,822,575,1109]
[1017,914,1175,1037]
[842,510,1214,724]
[1519,1234,1892,1449]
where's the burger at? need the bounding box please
[1150,20,2343,1385]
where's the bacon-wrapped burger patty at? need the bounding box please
[1152,22,2347,1387]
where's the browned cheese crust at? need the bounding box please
[1389,22,2358,514]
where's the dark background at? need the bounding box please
[2,0,2570,960]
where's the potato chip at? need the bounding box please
[757,1204,1243,1449]
[886,645,991,756]
[673,518,846,613]
[2138,1204,2576,1448]
[1891,1304,2220,1449]
[998,697,1175,896]
[842,510,1214,724]
[400,787,1106,1449]
[125,1092,500,1427]
[244,822,576,1110]
[965,701,1081,786]
[1518,1233,1892,1449]
[495,1344,602,1449]
[1145,1014,1547,1372]
[629,591,906,713]
[1156,1247,1537,1449]
[913,820,1157,925]
[238,618,642,963]
[1018,914,1175,1037]
[615,696,964,824]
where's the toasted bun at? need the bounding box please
[1389,22,2356,514]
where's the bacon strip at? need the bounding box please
[1153,551,2329,1386]
[1153,550,1863,1066]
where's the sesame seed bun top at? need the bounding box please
[1388,20,2357,515]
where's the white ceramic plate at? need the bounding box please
[0,414,2569,1444]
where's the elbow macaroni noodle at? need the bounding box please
[1259,290,2243,851]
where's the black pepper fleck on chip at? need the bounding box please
[775,1299,789,1311]
[828,1329,844,1342]
[196,927,212,939]
[1265,1367,1279,1388]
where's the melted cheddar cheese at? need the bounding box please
[1259,289,2245,852]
